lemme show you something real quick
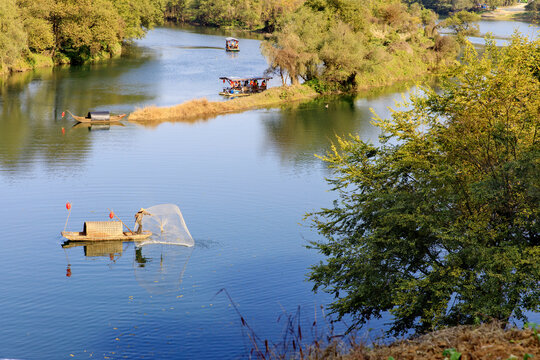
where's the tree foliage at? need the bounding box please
[165,0,303,30]
[307,34,540,336]
[262,0,458,90]
[438,10,481,37]
[0,0,27,72]
[2,0,165,73]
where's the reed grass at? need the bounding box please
[128,85,318,123]
[216,288,540,360]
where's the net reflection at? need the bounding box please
[133,244,193,295]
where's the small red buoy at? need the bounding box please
[109,211,114,219]
[66,202,71,210]
[66,266,72,277]
[61,111,65,118]
[61,127,65,135]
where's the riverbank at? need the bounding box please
[128,85,318,123]
[480,3,529,20]
[344,322,539,359]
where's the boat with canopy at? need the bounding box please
[64,110,127,123]
[62,221,152,241]
[225,37,239,52]
[219,76,272,97]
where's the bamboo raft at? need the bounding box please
[66,110,127,123]
[61,221,151,241]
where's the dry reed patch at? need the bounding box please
[128,85,318,123]
[346,322,539,360]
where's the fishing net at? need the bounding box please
[137,204,194,247]
[133,244,193,295]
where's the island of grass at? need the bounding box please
[128,85,319,123]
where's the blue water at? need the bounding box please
[0,26,409,359]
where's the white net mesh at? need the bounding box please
[137,204,194,247]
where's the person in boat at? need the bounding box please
[261,80,267,90]
[134,208,151,234]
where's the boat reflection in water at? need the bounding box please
[61,240,193,294]
[72,122,126,131]
[133,243,193,295]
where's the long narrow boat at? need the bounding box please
[61,221,151,241]
[65,110,127,123]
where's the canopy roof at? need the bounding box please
[225,37,238,41]
[220,76,272,81]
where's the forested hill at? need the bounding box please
[0,0,164,75]
[163,0,519,27]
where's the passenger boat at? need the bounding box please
[61,221,151,241]
[219,76,272,97]
[65,110,127,123]
[225,37,239,52]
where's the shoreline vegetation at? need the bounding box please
[281,322,540,359]
[347,322,540,359]
[128,85,318,123]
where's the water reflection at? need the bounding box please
[261,81,417,165]
[63,240,125,258]
[61,240,192,295]
[133,244,193,295]
[0,49,152,174]
[72,122,126,131]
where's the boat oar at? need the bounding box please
[108,208,134,233]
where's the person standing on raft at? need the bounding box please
[134,208,151,234]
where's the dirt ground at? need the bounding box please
[481,3,528,19]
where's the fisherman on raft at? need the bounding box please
[134,208,151,234]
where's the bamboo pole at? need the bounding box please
[63,208,71,232]
[108,208,134,233]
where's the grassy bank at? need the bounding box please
[128,85,318,123]
[345,322,540,359]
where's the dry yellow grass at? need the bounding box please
[344,322,540,360]
[128,85,318,124]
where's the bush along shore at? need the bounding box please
[0,0,164,76]
[128,85,318,123]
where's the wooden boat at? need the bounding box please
[66,110,127,123]
[61,221,151,241]
[219,76,272,97]
[225,37,240,52]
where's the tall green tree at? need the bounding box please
[307,35,540,336]
[0,0,27,73]
[111,0,165,39]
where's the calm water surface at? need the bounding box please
[0,26,407,359]
[0,24,537,359]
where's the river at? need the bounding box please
[0,23,537,359]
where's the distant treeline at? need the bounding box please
[163,0,520,28]
[164,0,303,31]
[405,0,518,15]
[0,0,165,75]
